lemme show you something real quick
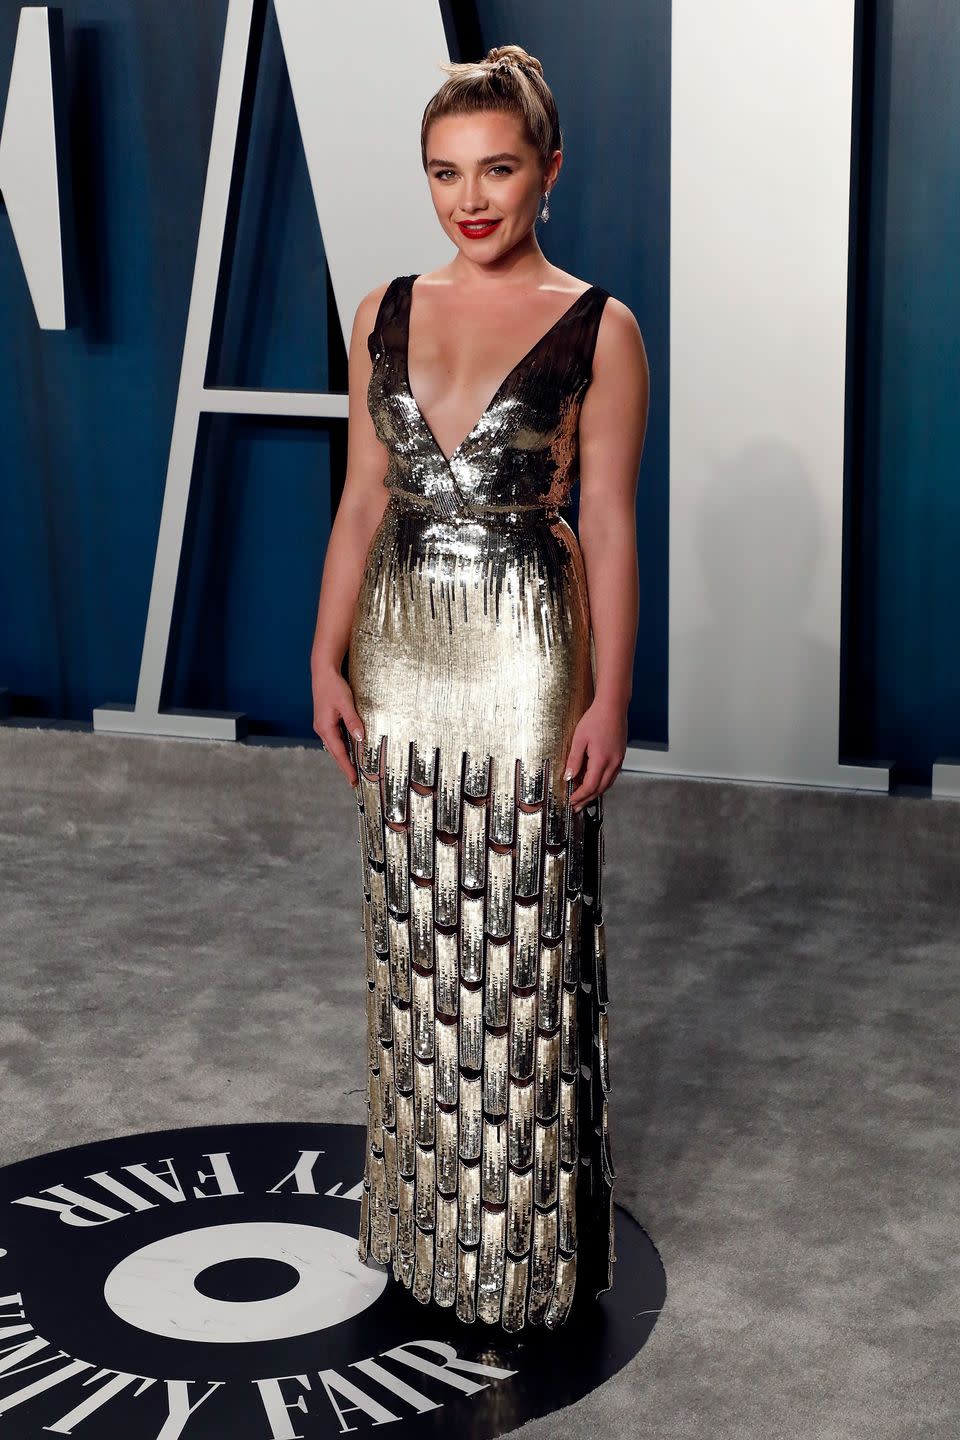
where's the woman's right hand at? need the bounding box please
[311,660,366,789]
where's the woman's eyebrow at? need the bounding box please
[427,152,523,168]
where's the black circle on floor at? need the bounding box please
[0,1121,666,1438]
[195,1256,303,1302]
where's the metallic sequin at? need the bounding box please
[351,273,615,1329]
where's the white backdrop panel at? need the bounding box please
[628,0,887,790]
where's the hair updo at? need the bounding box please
[420,43,562,175]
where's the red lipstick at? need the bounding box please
[457,219,502,239]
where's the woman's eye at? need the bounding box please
[434,166,513,181]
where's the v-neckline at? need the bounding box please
[402,273,598,469]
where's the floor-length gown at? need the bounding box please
[346,273,615,1331]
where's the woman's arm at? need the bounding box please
[565,296,650,810]
[309,279,393,787]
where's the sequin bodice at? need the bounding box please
[366,273,610,520]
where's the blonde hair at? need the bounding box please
[420,44,562,175]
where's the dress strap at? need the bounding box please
[570,287,611,385]
[366,276,408,363]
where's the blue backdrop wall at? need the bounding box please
[842,0,960,783]
[0,0,956,784]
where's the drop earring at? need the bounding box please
[539,190,551,222]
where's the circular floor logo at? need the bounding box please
[0,1122,665,1437]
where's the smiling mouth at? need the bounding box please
[457,219,502,234]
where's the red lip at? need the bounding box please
[457,219,501,238]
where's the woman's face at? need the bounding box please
[424,109,558,261]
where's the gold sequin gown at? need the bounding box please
[347,272,615,1331]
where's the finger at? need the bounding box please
[603,758,624,789]
[570,756,611,809]
[590,760,627,806]
[563,737,587,788]
[340,711,365,785]
[341,705,365,746]
[320,724,358,787]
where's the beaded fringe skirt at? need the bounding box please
[348,737,615,1331]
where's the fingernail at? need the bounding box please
[353,729,363,740]
[564,769,573,781]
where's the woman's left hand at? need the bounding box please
[563,697,628,811]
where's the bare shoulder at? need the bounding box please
[595,292,645,345]
[542,266,598,300]
[353,277,395,335]
[406,265,455,290]
[593,293,649,375]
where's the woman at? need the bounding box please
[310,44,649,1331]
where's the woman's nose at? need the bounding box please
[461,182,487,209]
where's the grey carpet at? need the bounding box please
[1,724,956,1437]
